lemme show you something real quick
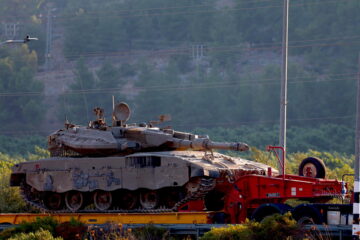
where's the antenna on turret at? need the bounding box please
[64,115,74,129]
[64,115,69,129]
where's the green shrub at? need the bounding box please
[0,167,28,213]
[8,229,62,240]
[256,212,303,240]
[0,227,19,240]
[201,224,255,240]
[0,150,48,213]
[0,218,86,240]
[131,225,169,240]
[201,213,303,240]
[87,224,169,240]
[0,217,59,240]
[17,217,59,236]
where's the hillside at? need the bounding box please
[0,0,359,155]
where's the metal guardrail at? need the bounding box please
[303,225,352,240]
[122,224,353,238]
[0,223,353,239]
[119,224,225,237]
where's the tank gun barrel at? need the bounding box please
[171,138,249,152]
[206,141,249,151]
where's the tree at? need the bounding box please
[60,59,95,124]
[60,60,124,124]
[0,45,44,131]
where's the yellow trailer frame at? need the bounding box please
[0,212,212,225]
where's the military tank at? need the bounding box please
[10,102,278,213]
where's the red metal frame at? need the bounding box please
[225,174,343,223]
[266,145,286,180]
[177,146,346,224]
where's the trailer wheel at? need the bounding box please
[251,203,293,222]
[298,157,326,178]
[298,216,316,225]
[292,204,323,225]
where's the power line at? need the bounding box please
[176,115,354,128]
[33,31,360,76]
[77,34,360,49]
[34,60,360,81]
[62,34,360,57]
[62,38,360,60]
[0,0,336,25]
[30,34,360,74]
[82,0,281,15]
[0,74,357,97]
[55,0,355,21]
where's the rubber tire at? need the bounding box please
[251,203,292,223]
[297,216,315,225]
[294,211,321,225]
[292,204,324,225]
[298,157,326,178]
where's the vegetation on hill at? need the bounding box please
[0,45,44,133]
[39,0,359,143]
[0,136,46,156]
[0,148,48,213]
[59,59,125,125]
[0,2,358,239]
[195,124,355,154]
[0,0,46,62]
[0,0,359,155]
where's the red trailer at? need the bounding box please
[177,146,349,224]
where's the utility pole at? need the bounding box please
[192,44,204,60]
[192,44,204,79]
[45,3,54,71]
[353,53,360,238]
[279,0,289,168]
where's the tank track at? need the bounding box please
[172,178,215,210]
[20,178,215,213]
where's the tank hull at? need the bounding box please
[11,151,276,212]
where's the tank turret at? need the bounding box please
[48,102,249,157]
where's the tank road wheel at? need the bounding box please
[43,192,63,210]
[161,189,183,208]
[93,190,113,211]
[298,157,326,178]
[140,190,159,209]
[118,190,138,210]
[65,191,84,212]
[20,183,40,202]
